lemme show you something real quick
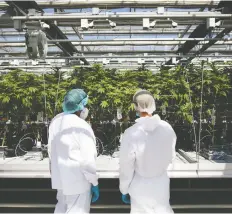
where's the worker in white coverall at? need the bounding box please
[119,89,176,213]
[48,89,99,214]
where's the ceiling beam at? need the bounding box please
[5,12,232,21]
[165,0,232,66]
[0,29,227,36]
[0,0,221,9]
[2,40,232,47]
[1,54,232,60]
[186,1,232,62]
[57,8,91,52]
[2,49,232,56]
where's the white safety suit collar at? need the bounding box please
[135,114,161,131]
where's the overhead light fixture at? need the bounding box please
[143,18,150,30]
[81,19,116,30]
[157,7,165,14]
[171,57,177,64]
[143,18,178,29]
[81,19,94,30]
[138,56,156,65]
[37,60,51,65]
[69,54,84,66]
[109,20,117,28]
[1,61,10,66]
[92,7,100,15]
[10,60,19,66]
[206,18,221,29]
[103,58,109,65]
[151,18,178,28]
[109,59,122,64]
[138,58,145,64]
[93,19,116,29]
[179,59,188,66]
[144,59,156,64]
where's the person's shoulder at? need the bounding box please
[73,117,94,133]
[123,123,141,139]
[50,113,64,124]
[79,119,92,130]
[158,120,176,136]
[159,120,173,129]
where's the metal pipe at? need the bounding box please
[2,49,232,56]
[1,64,232,75]
[0,38,230,44]
[49,38,232,42]
[7,12,232,20]
[1,64,231,69]
[0,29,226,36]
[2,41,232,47]
[1,55,232,60]
[1,40,232,47]
[58,20,205,26]
[0,0,220,9]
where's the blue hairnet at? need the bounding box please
[62,89,88,114]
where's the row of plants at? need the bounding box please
[0,62,231,152]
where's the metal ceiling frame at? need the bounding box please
[0,1,222,9]
[2,48,232,56]
[0,29,228,36]
[1,1,232,68]
[1,54,232,60]
[5,12,232,20]
[164,0,232,66]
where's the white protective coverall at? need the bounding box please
[48,113,98,214]
[119,114,176,213]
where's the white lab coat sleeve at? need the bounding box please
[119,130,136,195]
[79,129,98,187]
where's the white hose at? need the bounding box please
[14,133,36,157]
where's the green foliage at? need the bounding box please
[0,63,231,127]
[0,70,43,121]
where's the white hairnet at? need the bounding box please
[133,89,156,114]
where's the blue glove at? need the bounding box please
[121,194,130,204]
[91,185,99,203]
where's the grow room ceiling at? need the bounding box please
[0,0,232,73]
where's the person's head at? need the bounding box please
[133,89,156,117]
[62,89,89,119]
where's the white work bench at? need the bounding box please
[1,152,232,179]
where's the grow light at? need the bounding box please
[143,18,178,29]
[81,19,116,30]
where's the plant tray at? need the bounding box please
[200,149,226,161]
[178,149,197,163]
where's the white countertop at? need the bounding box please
[1,152,232,178]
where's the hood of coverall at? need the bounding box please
[135,114,161,131]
